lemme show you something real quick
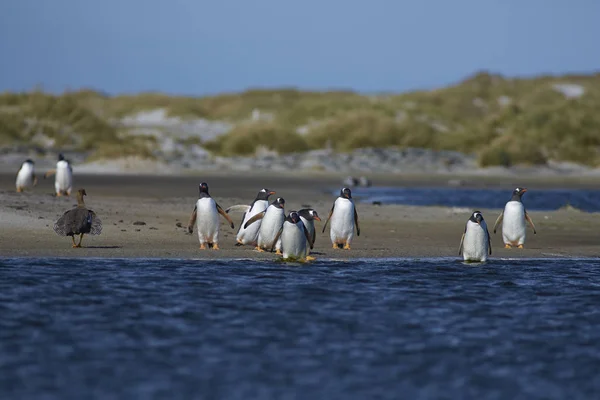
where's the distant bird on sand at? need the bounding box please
[44,153,73,196]
[187,182,235,250]
[493,187,537,248]
[15,159,38,192]
[53,189,102,248]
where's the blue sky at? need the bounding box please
[1,0,599,95]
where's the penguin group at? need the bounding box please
[459,187,537,263]
[14,156,537,263]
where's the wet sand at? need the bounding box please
[0,171,599,260]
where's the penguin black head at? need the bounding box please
[299,208,321,221]
[256,188,276,201]
[340,187,352,199]
[58,153,65,161]
[198,182,210,195]
[469,211,484,224]
[511,187,527,201]
[273,197,285,208]
[24,159,34,165]
[289,211,300,224]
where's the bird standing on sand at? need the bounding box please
[459,211,492,262]
[187,182,235,250]
[44,153,73,196]
[243,197,286,253]
[226,188,276,246]
[298,209,321,250]
[322,187,360,249]
[53,189,102,248]
[15,159,38,192]
[274,211,315,261]
[493,187,537,248]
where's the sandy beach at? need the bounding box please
[1,171,599,260]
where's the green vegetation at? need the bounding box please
[1,71,600,166]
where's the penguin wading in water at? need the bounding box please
[44,153,73,196]
[187,182,235,250]
[244,197,286,253]
[297,209,321,251]
[273,211,314,261]
[322,187,360,249]
[226,188,276,246]
[458,211,492,262]
[15,159,38,192]
[493,187,537,248]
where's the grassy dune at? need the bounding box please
[1,71,600,166]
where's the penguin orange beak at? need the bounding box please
[313,216,321,221]
[521,188,528,193]
[269,191,276,195]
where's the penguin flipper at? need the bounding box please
[44,169,56,179]
[525,211,537,234]
[486,227,492,255]
[493,211,503,234]
[244,211,265,229]
[303,225,314,250]
[187,205,197,234]
[322,204,335,233]
[226,204,251,214]
[270,228,284,253]
[353,206,360,237]
[458,233,465,255]
[216,203,235,229]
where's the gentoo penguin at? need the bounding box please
[322,187,360,249]
[458,211,492,262]
[226,188,276,246]
[53,189,102,248]
[493,187,537,248]
[273,211,314,261]
[15,159,38,192]
[44,153,73,196]
[244,197,286,252]
[297,208,321,249]
[187,182,235,250]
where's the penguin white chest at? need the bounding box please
[16,164,34,188]
[196,198,219,241]
[330,198,355,244]
[299,216,315,244]
[55,161,72,192]
[258,207,285,248]
[502,201,526,245]
[281,221,308,259]
[463,221,489,262]
[237,200,268,244]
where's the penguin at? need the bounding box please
[226,188,276,246]
[187,182,235,250]
[322,187,360,249]
[297,208,321,249]
[15,159,38,192]
[44,153,73,196]
[243,197,286,252]
[272,211,314,261]
[458,211,492,262]
[493,187,537,248]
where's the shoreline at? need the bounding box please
[1,171,599,260]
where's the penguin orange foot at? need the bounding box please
[343,243,351,250]
[518,244,524,249]
[504,244,511,249]
[213,243,220,250]
[275,249,282,255]
[255,246,265,252]
[200,244,206,250]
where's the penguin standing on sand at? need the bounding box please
[187,182,235,250]
[226,188,276,246]
[458,211,492,262]
[244,197,286,252]
[298,209,321,250]
[493,187,537,248]
[322,187,360,249]
[15,159,38,192]
[273,211,314,261]
[44,153,73,196]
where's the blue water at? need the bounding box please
[2,257,600,399]
[347,187,600,212]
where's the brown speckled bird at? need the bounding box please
[53,189,102,248]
